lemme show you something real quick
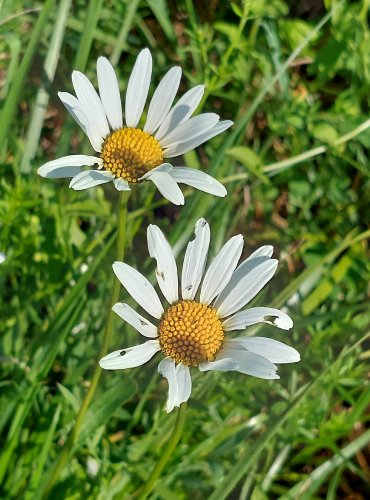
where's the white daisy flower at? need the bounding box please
[38,49,233,205]
[100,219,300,412]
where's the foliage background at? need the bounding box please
[0,0,369,498]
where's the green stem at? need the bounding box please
[40,191,130,498]
[220,117,370,183]
[137,403,187,500]
[70,191,129,433]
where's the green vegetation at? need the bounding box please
[1,1,369,498]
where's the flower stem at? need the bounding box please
[41,191,130,497]
[137,403,187,500]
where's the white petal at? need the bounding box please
[147,224,178,304]
[71,70,110,140]
[58,92,88,135]
[158,358,178,412]
[226,338,300,364]
[155,85,204,142]
[97,56,123,130]
[69,170,114,190]
[247,246,274,259]
[112,262,164,319]
[112,302,158,338]
[99,340,160,370]
[175,363,192,407]
[215,246,274,307]
[113,178,131,191]
[159,113,219,149]
[199,358,238,372]
[181,218,210,300]
[214,347,279,379]
[144,66,182,134]
[158,359,192,412]
[139,162,172,180]
[59,91,103,152]
[200,235,244,305]
[170,167,227,197]
[223,307,293,331]
[214,260,278,318]
[40,165,79,179]
[164,120,233,157]
[146,171,185,205]
[38,155,100,178]
[125,48,152,127]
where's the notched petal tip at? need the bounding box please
[197,218,209,227]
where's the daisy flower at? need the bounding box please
[100,219,300,412]
[38,49,233,205]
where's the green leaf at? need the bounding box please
[302,253,352,315]
[77,376,137,445]
[227,146,270,184]
[147,0,176,42]
[57,383,80,413]
[311,123,338,144]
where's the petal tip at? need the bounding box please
[37,166,45,177]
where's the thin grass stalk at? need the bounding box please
[20,0,72,173]
[281,428,370,500]
[0,0,54,154]
[39,191,130,497]
[73,0,104,71]
[110,0,141,66]
[220,117,370,183]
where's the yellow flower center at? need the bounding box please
[100,128,163,182]
[158,300,224,367]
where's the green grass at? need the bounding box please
[1,1,369,498]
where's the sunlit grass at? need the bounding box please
[0,1,369,498]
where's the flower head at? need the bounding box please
[100,219,300,412]
[38,49,233,205]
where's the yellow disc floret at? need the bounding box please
[100,128,163,182]
[158,300,224,367]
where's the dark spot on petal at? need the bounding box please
[263,315,279,325]
[156,268,165,280]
